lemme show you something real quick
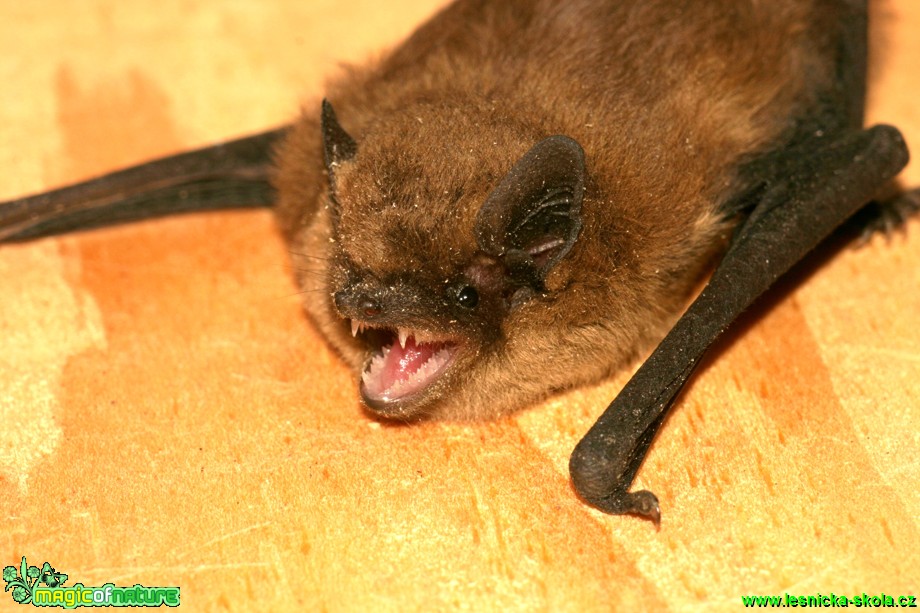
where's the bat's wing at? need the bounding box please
[569,124,910,523]
[0,127,287,242]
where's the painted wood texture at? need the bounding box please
[0,1,917,610]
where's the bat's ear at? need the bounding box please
[321,99,358,175]
[475,135,584,288]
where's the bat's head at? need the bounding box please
[305,100,587,420]
[278,98,729,420]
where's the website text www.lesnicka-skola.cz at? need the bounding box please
[741,593,916,608]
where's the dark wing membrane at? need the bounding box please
[0,127,287,242]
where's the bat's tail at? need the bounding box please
[0,127,287,242]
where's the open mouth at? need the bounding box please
[351,320,460,406]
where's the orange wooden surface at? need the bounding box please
[0,2,917,610]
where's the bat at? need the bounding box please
[1,0,917,524]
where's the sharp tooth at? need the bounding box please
[351,320,360,337]
[398,328,409,349]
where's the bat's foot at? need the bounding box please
[569,439,662,525]
[618,490,661,526]
[572,482,661,526]
[611,490,660,526]
[856,188,920,245]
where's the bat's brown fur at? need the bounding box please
[275,0,856,420]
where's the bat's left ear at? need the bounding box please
[475,135,585,288]
[321,99,357,175]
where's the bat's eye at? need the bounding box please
[454,285,479,309]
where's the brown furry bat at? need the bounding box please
[1,0,916,521]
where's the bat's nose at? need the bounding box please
[333,289,383,319]
[358,296,382,317]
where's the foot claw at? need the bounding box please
[624,490,661,527]
[856,189,920,246]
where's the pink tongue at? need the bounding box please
[379,337,437,390]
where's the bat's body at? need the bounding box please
[0,0,915,521]
[277,0,869,422]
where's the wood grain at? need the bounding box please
[0,1,917,610]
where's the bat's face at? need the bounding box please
[288,102,594,420]
[325,221,508,419]
[326,150,499,418]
